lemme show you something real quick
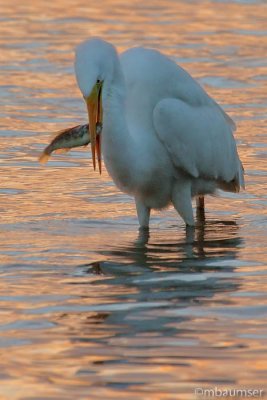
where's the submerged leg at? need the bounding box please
[135,198,151,229]
[172,180,195,226]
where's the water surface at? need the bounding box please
[0,0,266,399]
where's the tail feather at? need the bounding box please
[219,161,245,193]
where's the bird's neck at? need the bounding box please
[102,61,136,180]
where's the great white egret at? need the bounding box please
[74,38,244,228]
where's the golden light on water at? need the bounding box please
[0,0,266,399]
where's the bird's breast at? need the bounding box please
[101,119,174,209]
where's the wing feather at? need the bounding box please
[153,98,243,189]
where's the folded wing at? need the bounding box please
[153,98,244,191]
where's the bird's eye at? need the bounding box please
[97,79,100,84]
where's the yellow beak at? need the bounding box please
[85,81,103,174]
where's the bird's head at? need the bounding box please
[74,38,117,173]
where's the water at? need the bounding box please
[0,0,266,399]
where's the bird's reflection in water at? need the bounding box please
[82,218,242,277]
[70,219,243,357]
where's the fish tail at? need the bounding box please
[39,149,51,165]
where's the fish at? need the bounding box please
[39,123,102,164]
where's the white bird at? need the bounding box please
[74,38,244,229]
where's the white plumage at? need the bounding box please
[75,38,244,228]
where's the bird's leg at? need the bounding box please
[196,195,205,223]
[135,198,151,229]
[172,180,195,227]
[196,195,204,211]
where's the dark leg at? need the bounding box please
[196,195,205,223]
[196,195,204,211]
